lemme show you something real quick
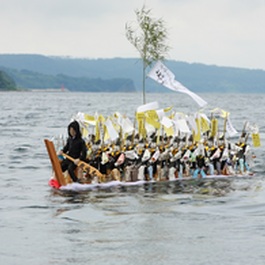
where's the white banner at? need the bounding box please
[122,117,135,135]
[161,116,173,128]
[226,116,238,137]
[137,101,159,113]
[186,115,197,134]
[156,109,166,120]
[105,119,119,141]
[174,119,191,133]
[147,61,207,108]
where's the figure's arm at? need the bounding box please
[79,139,87,161]
[62,139,69,153]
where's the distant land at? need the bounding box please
[0,70,16,90]
[0,54,265,93]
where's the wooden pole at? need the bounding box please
[223,113,228,145]
[44,139,66,186]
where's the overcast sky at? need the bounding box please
[1,0,265,70]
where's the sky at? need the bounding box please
[1,0,265,70]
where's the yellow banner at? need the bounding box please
[146,116,161,129]
[98,114,105,123]
[95,121,100,142]
[84,114,95,121]
[252,133,261,147]
[201,117,210,133]
[110,116,120,132]
[104,125,110,142]
[136,112,145,119]
[194,118,201,142]
[164,126,174,137]
[164,106,173,112]
[137,118,146,139]
[211,118,218,137]
[211,108,229,118]
[82,127,89,138]
[146,110,158,120]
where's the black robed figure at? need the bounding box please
[59,121,87,182]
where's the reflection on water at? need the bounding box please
[47,175,263,218]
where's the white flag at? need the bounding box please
[122,117,135,135]
[174,119,191,133]
[226,116,238,137]
[147,61,207,108]
[186,115,197,134]
[156,109,166,120]
[137,101,159,113]
[105,119,119,141]
[161,116,173,128]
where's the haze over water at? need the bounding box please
[1,91,265,265]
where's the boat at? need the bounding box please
[44,63,260,192]
[44,135,255,192]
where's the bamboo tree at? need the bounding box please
[125,5,170,104]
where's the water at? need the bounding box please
[1,91,265,265]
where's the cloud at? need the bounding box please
[157,0,265,69]
[0,0,265,70]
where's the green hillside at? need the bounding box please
[0,70,17,90]
[0,67,136,92]
[0,54,264,92]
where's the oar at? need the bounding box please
[62,152,103,179]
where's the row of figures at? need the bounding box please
[55,133,255,183]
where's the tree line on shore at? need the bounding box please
[1,55,265,92]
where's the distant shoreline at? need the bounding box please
[30,88,69,92]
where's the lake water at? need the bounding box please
[1,91,265,265]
